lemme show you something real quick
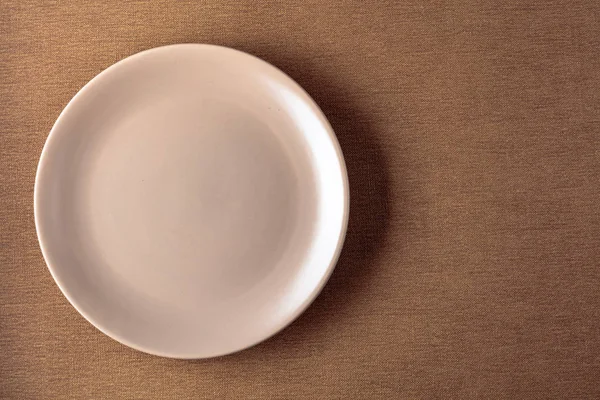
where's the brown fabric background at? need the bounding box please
[1,0,600,398]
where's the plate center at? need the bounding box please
[80,99,314,307]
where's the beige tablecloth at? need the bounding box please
[2,1,600,398]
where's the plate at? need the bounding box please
[34,44,349,358]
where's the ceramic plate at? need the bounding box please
[34,44,349,358]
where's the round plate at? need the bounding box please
[34,44,349,358]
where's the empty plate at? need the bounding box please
[34,44,349,358]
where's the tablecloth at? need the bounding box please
[2,0,600,398]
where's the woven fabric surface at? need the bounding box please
[2,0,600,398]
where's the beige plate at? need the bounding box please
[34,44,349,359]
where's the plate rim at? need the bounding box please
[34,43,350,359]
